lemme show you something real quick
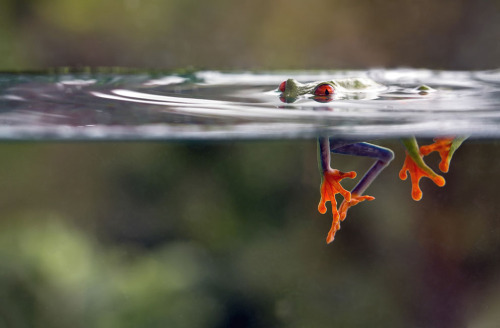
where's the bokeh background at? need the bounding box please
[0,0,499,70]
[1,1,500,328]
[0,141,500,328]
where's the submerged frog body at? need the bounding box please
[277,77,466,243]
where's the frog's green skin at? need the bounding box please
[279,77,466,243]
[280,77,385,99]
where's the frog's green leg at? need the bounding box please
[419,136,467,173]
[318,138,394,243]
[399,137,445,201]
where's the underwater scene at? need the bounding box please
[0,69,499,328]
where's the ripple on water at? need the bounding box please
[0,69,499,140]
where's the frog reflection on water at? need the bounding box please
[278,78,466,244]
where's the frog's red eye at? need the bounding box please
[314,84,334,96]
[279,81,286,92]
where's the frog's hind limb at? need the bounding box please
[318,138,394,243]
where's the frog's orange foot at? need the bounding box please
[339,194,375,222]
[318,169,356,244]
[318,169,356,215]
[399,153,445,201]
[325,194,375,244]
[419,137,455,173]
[326,213,341,244]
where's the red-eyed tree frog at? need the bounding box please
[278,78,467,243]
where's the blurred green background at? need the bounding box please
[1,1,500,327]
[0,141,499,327]
[0,0,499,70]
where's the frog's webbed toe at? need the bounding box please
[419,137,457,173]
[399,152,445,201]
[338,194,375,222]
[325,193,374,244]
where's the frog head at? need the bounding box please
[278,79,335,103]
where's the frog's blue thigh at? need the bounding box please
[331,142,394,195]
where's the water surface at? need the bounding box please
[1,69,499,140]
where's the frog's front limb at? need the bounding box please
[419,136,467,173]
[399,137,445,201]
[318,138,394,243]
